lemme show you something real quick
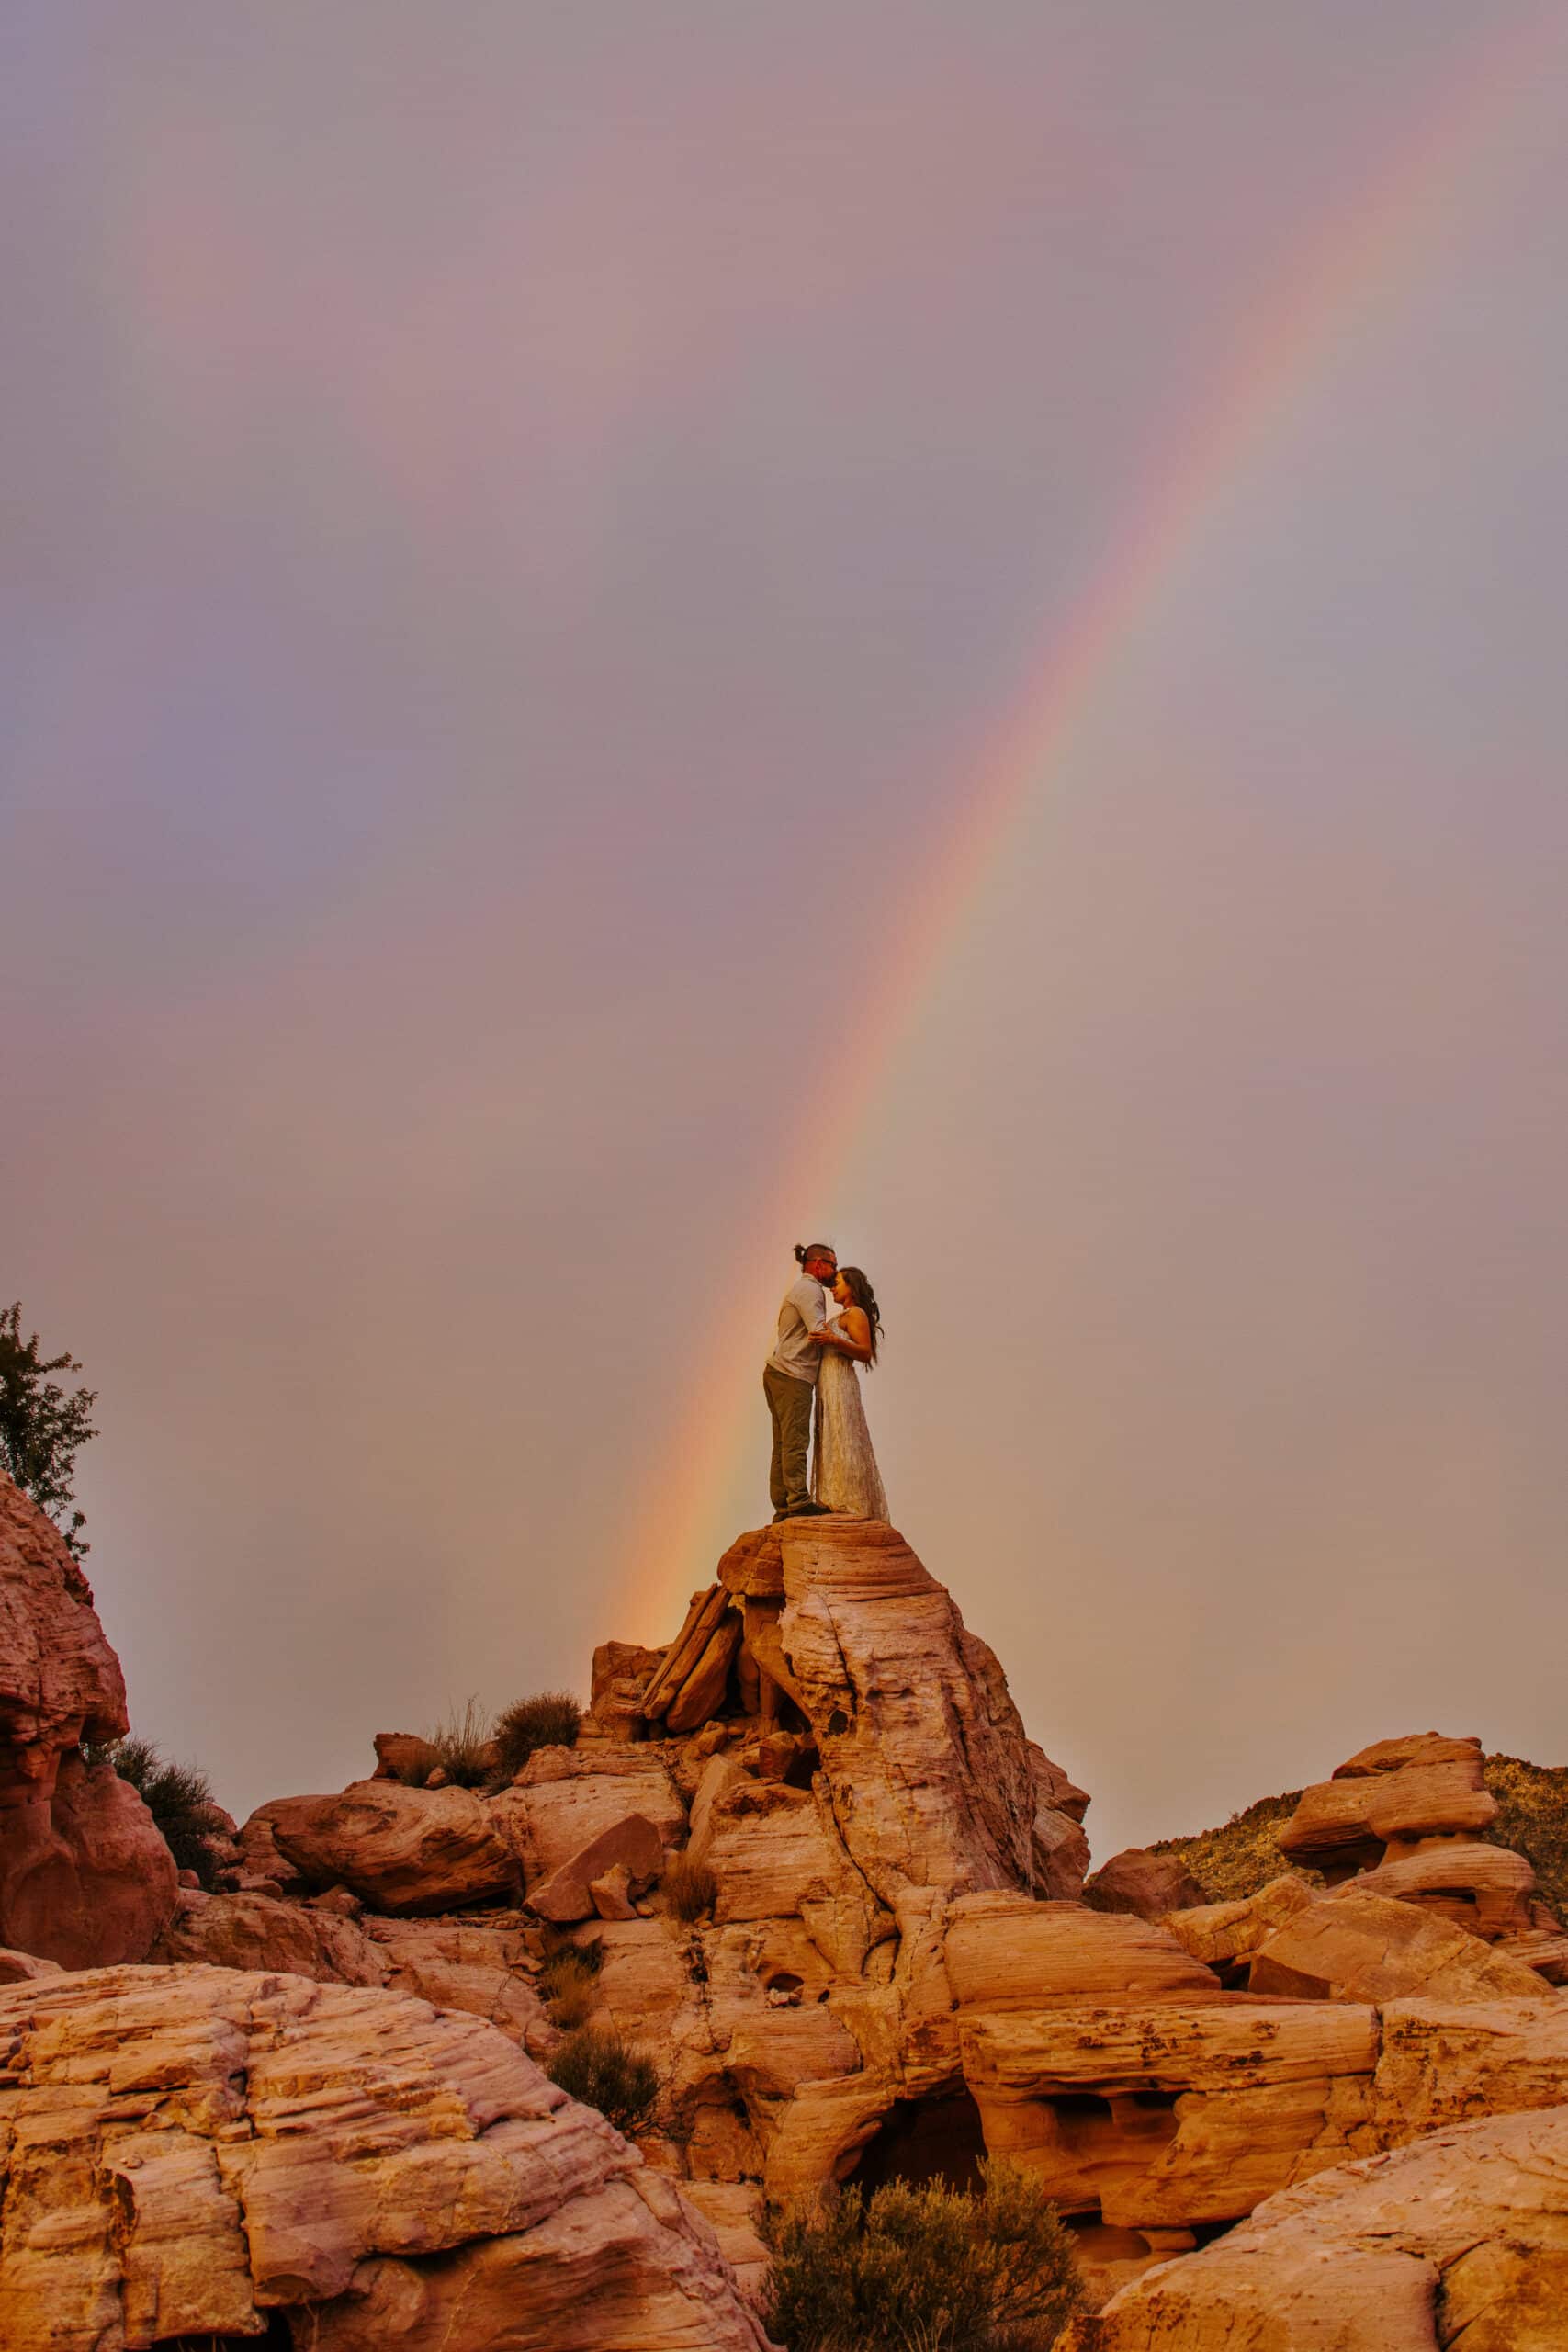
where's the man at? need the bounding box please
[763,1242,837,1521]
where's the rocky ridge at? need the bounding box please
[6,1463,1568,2343]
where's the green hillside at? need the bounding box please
[1147,1756,1568,1922]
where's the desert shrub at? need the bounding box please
[426,1697,494,1789]
[664,1849,718,1923]
[539,1924,604,1976]
[85,1736,223,1890]
[764,2159,1084,2352]
[547,2025,660,2138]
[492,1690,581,1781]
[542,1951,600,2028]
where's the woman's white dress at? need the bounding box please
[811,1316,890,1520]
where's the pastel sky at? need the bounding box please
[6,4,1568,1859]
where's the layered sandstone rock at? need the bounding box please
[1162,1874,1316,1973]
[265,1780,519,1913]
[1066,2106,1568,2348]
[152,1884,388,1985]
[363,1912,552,2052]
[1248,1884,1546,2004]
[1279,1733,1497,1880]
[0,1475,176,1964]
[584,1640,667,1741]
[135,1518,1568,2339]
[0,1962,770,2352]
[718,1519,1088,1905]
[491,1742,686,1880]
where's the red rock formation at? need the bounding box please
[265,1779,519,1913]
[0,1474,175,1964]
[1066,2107,1568,2347]
[0,1962,769,2351]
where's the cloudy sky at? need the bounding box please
[6,3,1567,1858]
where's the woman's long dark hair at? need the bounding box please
[837,1267,884,1365]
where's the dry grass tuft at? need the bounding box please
[427,1698,494,1789]
[664,1849,718,1922]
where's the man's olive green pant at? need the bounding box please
[763,1363,815,1514]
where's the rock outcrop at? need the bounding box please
[0,1961,770,2351]
[1066,2106,1568,2348]
[0,1474,176,1965]
[31,1487,1568,2341]
[266,1780,520,1913]
[152,1884,389,1986]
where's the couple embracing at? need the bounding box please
[762,1241,889,1522]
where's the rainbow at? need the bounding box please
[611,6,1558,1639]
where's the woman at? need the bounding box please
[810,1265,890,1520]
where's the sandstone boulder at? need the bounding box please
[491,1742,686,1885]
[592,1861,639,1919]
[363,1913,550,2051]
[1066,2106,1568,2348]
[962,1992,1379,2232]
[152,1885,388,1986]
[371,1729,438,1783]
[1085,1848,1203,1919]
[1369,1994,1568,2144]
[1278,1733,1496,1880]
[0,1962,769,2351]
[234,1797,307,1891]
[15,1747,179,1967]
[667,1611,743,1736]
[1248,1885,1547,2004]
[945,1895,1222,2011]
[585,1640,665,1740]
[262,1781,518,1914]
[0,1947,61,1984]
[528,1812,665,1923]
[1162,1875,1316,1971]
[1352,1838,1536,1939]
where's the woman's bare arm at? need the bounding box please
[825,1306,874,1363]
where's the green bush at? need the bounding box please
[764,2159,1084,2352]
[493,1690,581,1781]
[547,2025,660,2138]
[427,1698,494,1789]
[85,1736,223,1890]
[664,1849,718,1922]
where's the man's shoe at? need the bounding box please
[771,1508,790,1522]
[787,1500,832,1517]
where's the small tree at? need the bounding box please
[0,1303,98,1559]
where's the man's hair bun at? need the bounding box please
[795,1240,834,1265]
[794,1243,807,1264]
